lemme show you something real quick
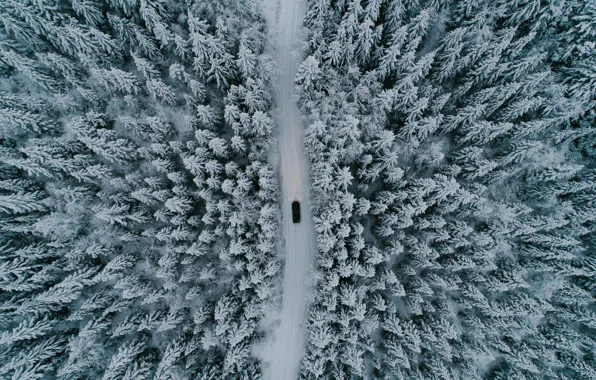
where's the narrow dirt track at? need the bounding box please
[259,0,316,379]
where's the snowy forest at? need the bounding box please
[297,0,596,379]
[1,0,595,379]
[0,0,279,378]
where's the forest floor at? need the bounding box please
[257,0,316,379]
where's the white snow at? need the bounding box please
[257,0,316,379]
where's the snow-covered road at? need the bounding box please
[259,0,316,379]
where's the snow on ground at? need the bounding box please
[257,0,316,379]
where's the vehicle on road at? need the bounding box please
[292,201,300,223]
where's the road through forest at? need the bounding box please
[259,0,316,379]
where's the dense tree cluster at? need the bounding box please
[2,0,596,378]
[0,0,278,378]
[297,0,596,378]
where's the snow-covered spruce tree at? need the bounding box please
[298,0,596,379]
[0,0,279,378]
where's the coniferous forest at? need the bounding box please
[298,0,596,378]
[1,0,595,379]
[1,0,278,378]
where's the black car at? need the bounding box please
[292,201,300,223]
